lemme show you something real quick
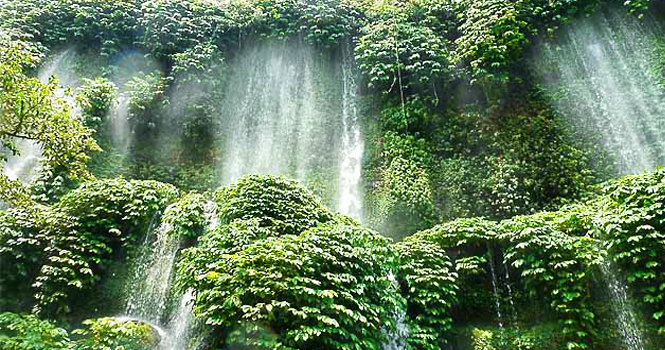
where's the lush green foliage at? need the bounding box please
[0,178,177,317]
[1,1,664,349]
[411,168,665,349]
[371,131,437,237]
[215,174,337,236]
[0,312,70,350]
[0,37,99,205]
[367,97,594,236]
[396,239,458,349]
[76,77,117,131]
[181,223,398,349]
[177,175,401,349]
[598,169,665,334]
[0,313,158,350]
[161,191,211,238]
[72,317,157,350]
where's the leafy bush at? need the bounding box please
[0,38,99,205]
[0,312,70,350]
[76,77,117,131]
[72,317,157,350]
[410,168,665,348]
[215,174,336,237]
[179,222,398,349]
[161,192,210,238]
[370,131,437,237]
[126,72,167,136]
[396,238,458,349]
[597,168,665,333]
[0,178,178,317]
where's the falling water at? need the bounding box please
[218,40,365,211]
[599,259,646,350]
[533,9,665,175]
[108,94,131,155]
[160,201,219,350]
[124,221,180,323]
[338,43,364,221]
[384,271,409,350]
[122,201,218,349]
[219,40,334,184]
[4,138,41,184]
[487,246,504,330]
[161,289,195,350]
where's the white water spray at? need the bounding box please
[487,249,505,330]
[384,271,409,350]
[218,40,365,213]
[109,94,131,156]
[220,41,328,184]
[161,289,195,350]
[338,43,364,221]
[599,259,646,350]
[533,9,665,175]
[123,201,218,349]
[124,221,180,323]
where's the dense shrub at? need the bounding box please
[411,168,665,349]
[215,174,336,236]
[0,178,178,317]
[0,312,70,350]
[72,317,157,350]
[396,239,458,349]
[179,222,400,349]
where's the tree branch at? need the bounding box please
[0,130,39,141]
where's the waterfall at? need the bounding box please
[109,94,131,156]
[4,138,41,184]
[599,259,646,350]
[124,221,181,323]
[218,40,365,212]
[503,263,519,332]
[383,271,409,350]
[122,219,185,349]
[338,43,364,221]
[121,201,218,349]
[220,40,330,184]
[533,9,665,175]
[487,245,504,330]
[161,289,195,350]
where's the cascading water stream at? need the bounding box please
[338,42,364,221]
[502,263,519,334]
[533,9,665,175]
[599,258,646,350]
[220,41,329,184]
[383,271,408,350]
[161,201,219,350]
[487,245,505,331]
[124,221,180,324]
[109,93,131,156]
[122,201,219,350]
[161,289,195,350]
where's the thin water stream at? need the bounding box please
[487,245,504,331]
[338,42,364,221]
[599,259,646,350]
[384,271,409,350]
